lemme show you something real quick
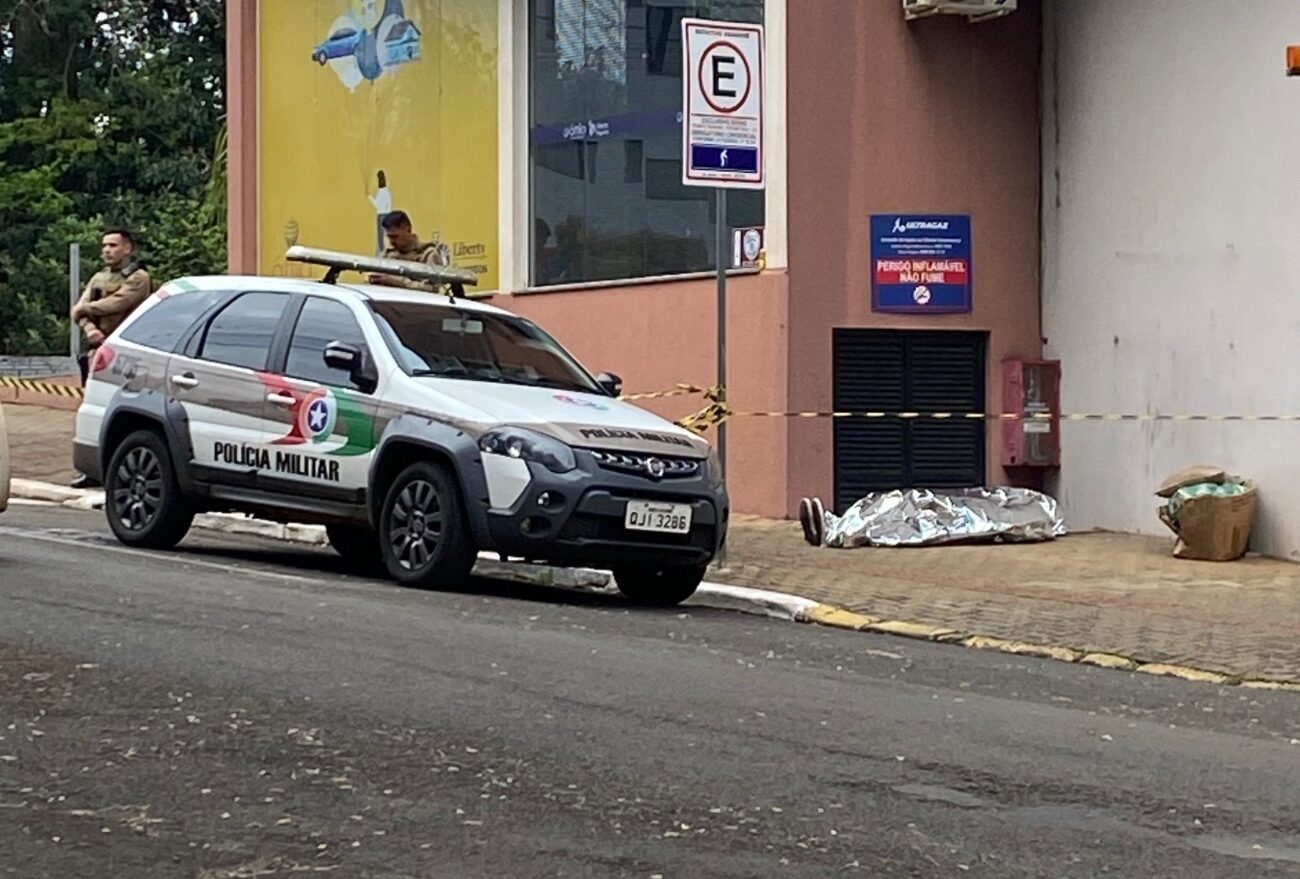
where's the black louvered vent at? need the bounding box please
[832,330,987,512]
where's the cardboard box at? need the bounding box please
[1157,480,1257,562]
[1155,464,1226,499]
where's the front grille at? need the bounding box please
[588,450,701,480]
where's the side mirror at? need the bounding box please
[324,341,359,372]
[324,341,378,393]
[596,372,623,397]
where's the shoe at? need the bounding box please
[69,472,101,490]
[798,498,819,546]
[810,497,827,546]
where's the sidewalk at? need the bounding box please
[4,402,77,485]
[720,518,1300,682]
[5,400,1298,682]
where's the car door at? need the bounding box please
[260,294,382,504]
[166,291,293,487]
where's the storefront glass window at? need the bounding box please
[529,0,765,287]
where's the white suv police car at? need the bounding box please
[73,248,728,606]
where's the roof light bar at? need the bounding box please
[285,245,478,299]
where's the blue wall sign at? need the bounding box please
[870,214,972,314]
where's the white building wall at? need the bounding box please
[1042,0,1300,560]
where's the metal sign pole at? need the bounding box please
[716,187,728,565]
[68,243,81,359]
[682,17,763,568]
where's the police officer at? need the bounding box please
[367,210,448,291]
[68,227,151,488]
[71,227,152,367]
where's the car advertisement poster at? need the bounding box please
[258,0,498,290]
[869,214,972,314]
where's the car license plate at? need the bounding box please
[624,501,693,534]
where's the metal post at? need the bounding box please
[69,243,81,359]
[715,187,728,564]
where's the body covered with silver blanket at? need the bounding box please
[823,487,1067,548]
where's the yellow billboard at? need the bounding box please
[258,0,498,290]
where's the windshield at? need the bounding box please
[370,301,602,394]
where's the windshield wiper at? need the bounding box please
[411,367,467,377]
[411,368,510,384]
[508,376,594,393]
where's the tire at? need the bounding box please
[379,461,476,589]
[613,564,706,607]
[326,524,383,573]
[104,429,195,550]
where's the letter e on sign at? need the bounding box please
[681,18,765,189]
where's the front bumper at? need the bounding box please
[479,450,728,568]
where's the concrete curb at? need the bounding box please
[794,605,1299,691]
[11,478,89,505]
[9,479,1299,692]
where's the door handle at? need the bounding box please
[170,374,199,390]
[266,393,296,407]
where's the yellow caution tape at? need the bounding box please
[6,375,1297,428]
[725,411,1300,422]
[623,384,1300,432]
[0,376,84,399]
[618,383,717,402]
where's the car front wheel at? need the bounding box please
[379,461,476,589]
[612,564,706,607]
[104,429,195,550]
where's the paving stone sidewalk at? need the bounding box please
[6,400,1299,682]
[718,518,1300,681]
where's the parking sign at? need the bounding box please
[681,18,765,189]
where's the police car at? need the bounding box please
[72,247,727,605]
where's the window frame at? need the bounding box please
[189,290,296,373]
[278,294,377,393]
[118,288,235,355]
[507,0,785,295]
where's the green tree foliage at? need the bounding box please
[0,0,226,354]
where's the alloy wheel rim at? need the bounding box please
[389,479,444,572]
[113,447,163,532]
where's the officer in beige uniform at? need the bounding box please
[367,210,448,292]
[69,227,151,487]
[72,227,152,357]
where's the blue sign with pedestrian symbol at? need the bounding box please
[690,145,759,174]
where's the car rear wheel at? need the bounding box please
[105,429,194,550]
[612,564,706,607]
[379,461,476,589]
[326,524,383,572]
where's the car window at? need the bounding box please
[118,290,227,352]
[370,301,599,394]
[198,292,288,371]
[285,297,370,390]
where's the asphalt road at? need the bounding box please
[1,503,1298,878]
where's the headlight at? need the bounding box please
[478,426,576,474]
[707,444,724,487]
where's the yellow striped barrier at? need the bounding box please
[0,376,84,399]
